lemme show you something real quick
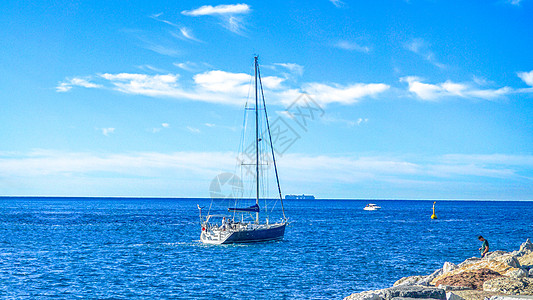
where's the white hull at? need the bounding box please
[364,204,381,211]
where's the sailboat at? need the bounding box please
[199,56,288,244]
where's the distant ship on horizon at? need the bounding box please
[285,194,315,200]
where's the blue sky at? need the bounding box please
[1,0,532,199]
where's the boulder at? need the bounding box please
[394,269,443,287]
[380,286,446,299]
[529,269,533,278]
[344,290,384,300]
[434,268,503,290]
[458,257,482,267]
[519,239,533,255]
[394,276,429,287]
[443,262,457,274]
[483,277,533,295]
[449,290,505,300]
[445,292,465,300]
[344,286,446,300]
[518,252,533,268]
[491,254,522,269]
[485,251,511,260]
[431,259,524,286]
[507,269,528,279]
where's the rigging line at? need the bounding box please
[257,59,287,221]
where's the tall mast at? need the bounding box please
[254,56,259,224]
[257,64,286,221]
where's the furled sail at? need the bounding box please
[228,204,260,213]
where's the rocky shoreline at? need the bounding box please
[344,239,533,300]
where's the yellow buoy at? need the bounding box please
[431,201,437,219]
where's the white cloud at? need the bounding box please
[149,13,178,27]
[401,76,513,101]
[274,63,304,77]
[145,44,180,56]
[334,40,370,53]
[181,4,250,16]
[204,123,215,127]
[321,115,368,127]
[101,128,115,136]
[173,61,211,73]
[404,38,446,69]
[357,118,368,125]
[58,69,389,107]
[171,27,203,42]
[136,65,167,73]
[152,123,170,133]
[301,82,389,105]
[181,4,251,34]
[518,70,533,86]
[56,77,102,92]
[186,126,201,133]
[329,0,344,8]
[1,150,531,197]
[508,0,522,5]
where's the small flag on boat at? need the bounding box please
[197,204,201,210]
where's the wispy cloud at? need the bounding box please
[173,61,212,72]
[57,68,390,107]
[150,13,178,27]
[404,38,446,69]
[334,40,370,53]
[136,65,167,73]
[401,76,516,101]
[329,0,344,8]
[100,128,115,136]
[300,82,389,105]
[181,4,251,35]
[2,150,530,198]
[186,126,201,133]
[56,77,102,92]
[181,4,250,16]
[170,27,203,43]
[508,0,522,5]
[273,63,304,78]
[152,123,170,133]
[322,115,368,127]
[518,70,533,86]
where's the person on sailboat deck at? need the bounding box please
[221,217,227,230]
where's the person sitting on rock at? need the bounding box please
[478,235,489,257]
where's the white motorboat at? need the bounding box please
[363,203,381,211]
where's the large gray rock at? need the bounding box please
[445,292,465,300]
[394,269,443,287]
[344,291,384,300]
[519,239,533,255]
[443,262,457,274]
[492,254,522,269]
[345,286,446,300]
[381,286,446,299]
[458,257,482,267]
[507,269,528,279]
[395,276,430,287]
[486,251,511,260]
[483,277,533,295]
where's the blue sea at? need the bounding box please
[1,197,532,299]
